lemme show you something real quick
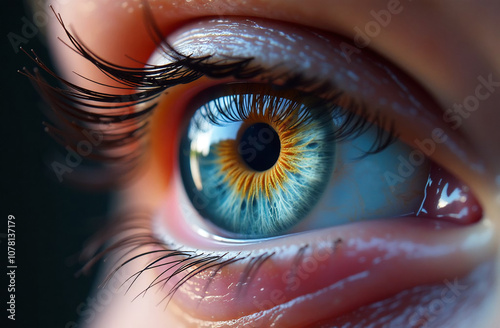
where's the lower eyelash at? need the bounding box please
[80,210,347,309]
[80,210,280,306]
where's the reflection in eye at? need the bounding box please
[24,7,491,327]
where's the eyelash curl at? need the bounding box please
[20,4,389,304]
[20,6,396,186]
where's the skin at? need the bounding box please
[40,0,500,327]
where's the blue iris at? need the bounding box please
[179,88,336,238]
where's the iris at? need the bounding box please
[179,84,336,238]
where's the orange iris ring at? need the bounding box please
[215,109,301,201]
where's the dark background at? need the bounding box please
[2,2,110,327]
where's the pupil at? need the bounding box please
[239,123,281,171]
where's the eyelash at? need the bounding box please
[21,6,393,303]
[79,210,283,305]
[21,7,397,185]
[190,83,394,151]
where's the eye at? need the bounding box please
[146,17,482,243]
[178,83,426,239]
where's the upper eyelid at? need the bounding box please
[45,0,496,126]
[22,12,374,185]
[152,17,483,176]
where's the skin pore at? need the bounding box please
[40,0,500,327]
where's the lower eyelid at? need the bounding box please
[123,187,494,324]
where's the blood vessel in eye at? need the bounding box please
[417,163,482,224]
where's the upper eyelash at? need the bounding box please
[20,7,264,186]
[192,83,396,150]
[20,6,397,186]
